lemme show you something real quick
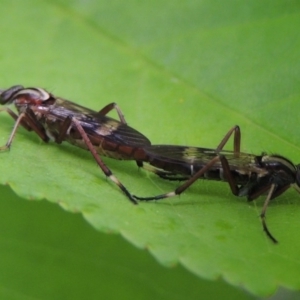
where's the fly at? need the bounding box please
[0,85,151,204]
[134,126,300,243]
[1,86,298,243]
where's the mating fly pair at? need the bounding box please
[0,85,299,243]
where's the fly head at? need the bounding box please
[0,86,52,107]
[0,85,24,105]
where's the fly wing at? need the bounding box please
[51,98,151,147]
[143,145,259,170]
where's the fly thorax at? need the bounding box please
[262,155,296,185]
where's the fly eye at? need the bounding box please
[295,165,300,188]
[0,85,24,104]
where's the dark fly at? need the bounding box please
[135,126,300,243]
[0,85,151,204]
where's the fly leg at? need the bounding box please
[56,115,140,204]
[98,103,127,124]
[98,103,148,170]
[0,108,49,151]
[70,117,137,204]
[216,125,241,153]
[218,155,239,195]
[259,185,278,243]
[55,116,73,144]
[248,183,290,244]
[0,108,32,131]
[134,156,220,200]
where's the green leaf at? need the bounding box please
[0,185,255,300]
[0,0,300,297]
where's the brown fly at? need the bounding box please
[0,85,151,204]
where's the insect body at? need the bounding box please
[0,85,151,204]
[1,86,298,243]
[135,126,300,243]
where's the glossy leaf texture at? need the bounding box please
[0,0,300,297]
